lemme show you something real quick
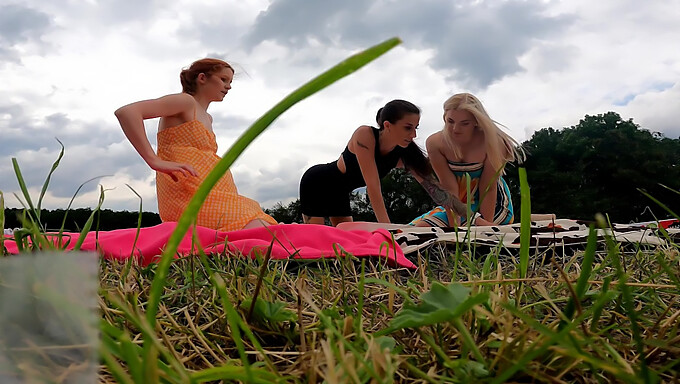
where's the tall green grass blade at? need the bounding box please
[99,319,179,381]
[493,289,625,383]
[638,188,680,220]
[452,317,487,368]
[73,186,105,251]
[11,158,39,225]
[596,214,651,383]
[103,291,190,382]
[465,173,472,226]
[37,138,65,213]
[518,167,531,278]
[196,249,278,373]
[481,251,497,280]
[125,184,144,260]
[118,332,144,383]
[198,255,255,382]
[654,253,680,291]
[190,366,284,383]
[590,277,612,331]
[659,183,680,196]
[14,215,54,251]
[99,346,135,384]
[563,225,598,320]
[52,175,105,247]
[356,259,366,333]
[145,37,401,325]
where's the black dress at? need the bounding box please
[299,128,402,217]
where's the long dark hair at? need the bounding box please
[376,99,433,179]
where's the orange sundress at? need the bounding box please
[156,120,276,231]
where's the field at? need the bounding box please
[3,37,679,383]
[94,235,680,383]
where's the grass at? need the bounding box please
[2,36,680,382]
[93,239,680,383]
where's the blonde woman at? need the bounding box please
[411,93,523,227]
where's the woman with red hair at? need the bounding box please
[115,58,276,231]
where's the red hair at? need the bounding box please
[180,58,233,95]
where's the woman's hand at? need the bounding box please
[149,158,198,182]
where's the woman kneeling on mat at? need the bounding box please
[115,58,276,231]
[411,93,524,227]
[299,99,431,226]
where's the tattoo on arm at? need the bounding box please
[356,140,369,150]
[419,175,468,216]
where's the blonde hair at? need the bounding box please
[441,93,524,173]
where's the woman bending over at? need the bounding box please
[300,99,431,226]
[411,93,523,227]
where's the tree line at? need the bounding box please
[3,208,161,232]
[4,112,679,230]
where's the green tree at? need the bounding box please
[264,200,303,224]
[3,208,161,231]
[505,112,680,222]
[381,168,435,223]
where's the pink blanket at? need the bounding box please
[3,222,415,269]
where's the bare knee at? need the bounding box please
[243,219,269,230]
[303,214,326,225]
[330,216,353,227]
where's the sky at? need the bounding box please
[1,0,679,214]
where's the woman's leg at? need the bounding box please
[330,216,353,227]
[530,213,556,221]
[242,218,270,229]
[302,214,326,225]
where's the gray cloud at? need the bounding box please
[242,0,574,88]
[0,103,148,200]
[0,105,122,157]
[0,3,53,62]
[93,0,156,23]
[0,142,145,201]
[212,113,256,134]
[530,43,579,75]
[243,0,369,48]
[232,156,307,207]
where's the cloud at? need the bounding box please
[0,102,151,207]
[0,3,53,63]
[231,155,308,207]
[243,0,574,88]
[2,0,679,215]
[621,82,680,139]
[0,103,125,157]
[243,0,369,48]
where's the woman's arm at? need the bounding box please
[351,126,390,223]
[426,133,466,226]
[114,93,198,181]
[402,159,467,217]
[426,133,460,198]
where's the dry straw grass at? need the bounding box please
[98,239,680,383]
